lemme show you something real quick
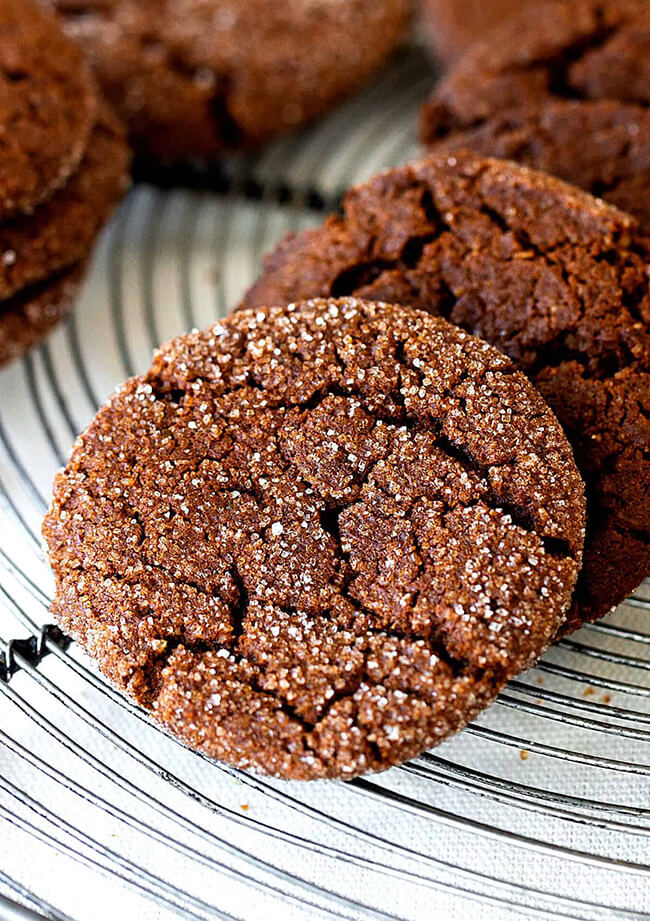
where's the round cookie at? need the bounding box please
[0,100,130,301]
[421,0,650,232]
[42,298,584,780]
[422,0,532,65]
[50,0,411,161]
[241,152,650,633]
[0,263,85,368]
[0,0,95,219]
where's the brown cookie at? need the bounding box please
[422,0,530,65]
[50,0,410,161]
[0,0,96,219]
[241,152,650,632]
[42,298,584,780]
[421,0,650,232]
[0,263,85,368]
[0,99,130,301]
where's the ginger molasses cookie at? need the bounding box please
[242,153,650,632]
[43,298,584,780]
[50,0,410,161]
[421,0,650,233]
[0,0,95,219]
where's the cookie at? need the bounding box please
[0,0,95,219]
[42,298,584,779]
[421,0,650,232]
[50,0,410,161]
[0,100,129,301]
[241,152,650,632]
[422,0,528,65]
[0,263,85,368]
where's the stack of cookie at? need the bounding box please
[0,0,130,367]
[38,0,650,782]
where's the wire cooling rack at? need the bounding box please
[1,48,650,921]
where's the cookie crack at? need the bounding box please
[432,11,621,138]
[331,259,394,298]
[394,355,576,558]
[242,346,575,560]
[246,603,481,735]
[228,565,249,647]
[533,22,619,103]
[341,173,648,382]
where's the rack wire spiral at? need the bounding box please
[1,48,650,921]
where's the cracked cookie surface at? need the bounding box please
[241,152,650,631]
[49,0,410,161]
[43,298,584,779]
[421,0,650,233]
[0,0,95,220]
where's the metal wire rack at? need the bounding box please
[1,48,650,921]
